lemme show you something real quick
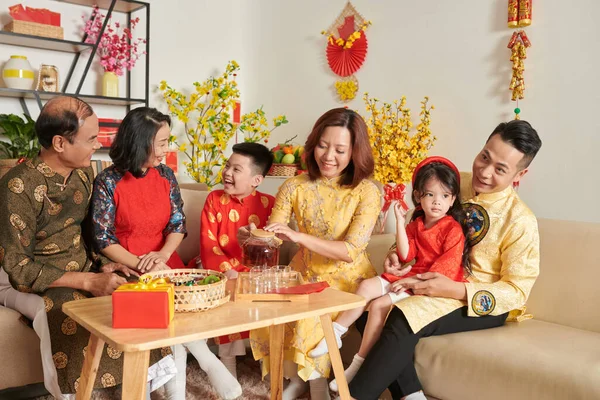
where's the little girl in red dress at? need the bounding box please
[309,156,472,392]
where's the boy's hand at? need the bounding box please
[148,261,170,272]
[100,262,140,278]
[224,269,239,279]
[237,222,257,244]
[393,201,407,225]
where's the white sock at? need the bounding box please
[309,377,331,400]
[309,322,348,358]
[329,354,364,392]
[163,344,187,400]
[185,340,242,400]
[283,374,308,400]
[220,355,238,378]
[403,390,427,400]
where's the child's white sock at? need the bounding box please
[282,374,308,400]
[309,322,348,358]
[220,355,238,378]
[403,390,427,400]
[309,377,331,400]
[163,344,187,400]
[329,353,364,392]
[185,340,242,400]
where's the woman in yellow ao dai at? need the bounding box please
[249,108,380,385]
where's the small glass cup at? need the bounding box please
[271,265,292,288]
[249,265,268,294]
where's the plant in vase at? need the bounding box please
[0,113,39,178]
[159,60,288,189]
[362,93,436,233]
[81,6,146,97]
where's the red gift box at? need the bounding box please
[112,279,174,329]
[9,4,61,26]
[98,118,121,148]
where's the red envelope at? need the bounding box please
[271,282,330,295]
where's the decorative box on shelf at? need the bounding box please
[98,118,121,148]
[5,4,63,40]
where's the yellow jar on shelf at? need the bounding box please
[102,71,119,97]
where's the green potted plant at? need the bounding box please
[0,113,39,178]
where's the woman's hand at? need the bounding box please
[264,223,302,243]
[137,251,170,272]
[400,272,467,300]
[147,261,170,272]
[100,262,140,278]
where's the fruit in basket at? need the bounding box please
[202,275,221,285]
[281,154,296,164]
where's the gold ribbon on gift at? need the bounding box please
[115,276,174,319]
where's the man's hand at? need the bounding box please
[137,251,170,272]
[401,272,467,300]
[264,223,302,243]
[100,262,140,278]
[84,272,127,297]
[237,222,257,245]
[383,250,412,277]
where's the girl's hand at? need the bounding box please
[137,251,170,272]
[390,277,422,293]
[393,201,407,225]
[148,261,170,272]
[264,223,302,243]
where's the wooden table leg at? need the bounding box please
[321,314,351,400]
[269,323,285,400]
[76,334,105,400]
[122,350,150,400]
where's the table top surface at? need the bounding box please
[62,287,365,352]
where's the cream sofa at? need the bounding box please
[1,187,599,400]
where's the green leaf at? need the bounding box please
[273,150,284,163]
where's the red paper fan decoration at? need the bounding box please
[327,33,368,77]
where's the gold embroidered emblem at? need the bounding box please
[213,246,224,256]
[219,261,233,271]
[73,291,86,301]
[220,193,231,205]
[17,257,30,267]
[100,373,116,388]
[64,218,75,228]
[53,352,68,369]
[106,345,123,360]
[261,195,270,208]
[230,258,240,267]
[73,190,84,205]
[65,261,80,272]
[36,231,47,240]
[219,234,229,247]
[229,209,240,223]
[18,233,30,247]
[43,243,60,255]
[208,229,217,241]
[8,178,24,194]
[248,214,260,226]
[217,212,223,222]
[73,234,81,249]
[208,212,216,223]
[9,213,26,231]
[43,296,54,312]
[36,163,55,177]
[48,203,62,216]
[34,185,47,202]
[61,317,77,335]
[77,169,88,183]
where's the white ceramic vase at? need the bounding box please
[2,55,34,90]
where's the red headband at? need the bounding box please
[412,156,460,186]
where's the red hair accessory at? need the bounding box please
[412,156,460,186]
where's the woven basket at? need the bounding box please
[4,20,64,40]
[144,269,229,312]
[268,163,299,177]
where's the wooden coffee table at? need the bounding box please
[63,286,365,400]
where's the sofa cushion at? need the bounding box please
[178,188,209,265]
[0,306,43,390]
[415,319,600,400]
[526,218,600,333]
